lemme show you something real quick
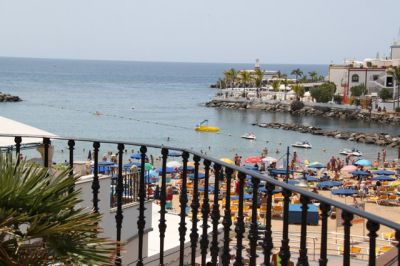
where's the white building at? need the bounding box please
[329,40,400,97]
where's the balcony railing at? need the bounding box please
[2,134,400,266]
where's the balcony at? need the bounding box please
[1,134,400,266]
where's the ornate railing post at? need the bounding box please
[279,188,292,265]
[159,148,169,265]
[179,151,189,266]
[92,142,100,212]
[67,139,75,193]
[249,176,260,265]
[222,167,233,265]
[190,155,201,265]
[263,182,275,266]
[14,136,22,165]
[234,172,246,266]
[342,211,354,266]
[43,137,50,168]
[210,163,221,265]
[115,143,125,266]
[367,220,379,266]
[136,145,147,266]
[319,203,330,266]
[200,159,211,266]
[298,196,310,266]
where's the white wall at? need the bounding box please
[75,174,152,265]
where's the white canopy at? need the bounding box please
[0,116,56,148]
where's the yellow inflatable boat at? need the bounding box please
[194,120,220,133]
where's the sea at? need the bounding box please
[0,57,398,165]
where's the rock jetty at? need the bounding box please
[254,122,400,147]
[0,92,21,102]
[206,99,400,125]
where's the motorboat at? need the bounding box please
[241,133,256,140]
[194,120,220,133]
[340,148,362,157]
[291,141,312,149]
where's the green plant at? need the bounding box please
[350,83,367,97]
[379,88,393,102]
[292,83,305,97]
[0,153,114,265]
[395,107,400,113]
[310,82,336,103]
[272,80,281,92]
[333,95,342,104]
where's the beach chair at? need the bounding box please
[338,246,362,257]
[377,194,389,205]
[382,231,395,240]
[272,205,283,218]
[377,246,393,255]
[388,194,397,204]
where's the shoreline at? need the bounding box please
[206,97,400,126]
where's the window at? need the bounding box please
[372,75,379,81]
[351,74,359,82]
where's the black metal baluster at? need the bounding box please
[68,140,75,193]
[367,220,379,266]
[319,203,330,266]
[342,211,354,266]
[43,138,50,168]
[200,159,211,266]
[234,172,246,266]
[92,142,100,212]
[191,155,201,265]
[14,136,21,165]
[178,151,189,266]
[279,189,292,266]
[298,196,310,266]
[115,143,124,266]
[159,148,168,265]
[137,145,147,266]
[249,176,260,266]
[210,163,221,265]
[396,231,400,266]
[263,182,275,266]
[222,168,233,265]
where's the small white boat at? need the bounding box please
[340,148,362,157]
[241,133,256,140]
[291,141,312,149]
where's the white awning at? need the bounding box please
[0,116,56,148]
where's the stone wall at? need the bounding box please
[206,99,400,125]
[254,122,400,147]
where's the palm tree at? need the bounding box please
[224,68,237,88]
[282,74,288,100]
[309,71,318,82]
[239,70,252,97]
[272,80,281,92]
[254,68,264,98]
[291,68,303,82]
[0,154,114,265]
[388,66,400,108]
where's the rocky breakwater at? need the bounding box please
[255,122,400,147]
[206,99,400,125]
[0,92,21,102]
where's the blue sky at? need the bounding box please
[0,0,399,64]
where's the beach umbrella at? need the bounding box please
[145,162,153,171]
[372,175,396,181]
[167,161,182,168]
[157,167,176,174]
[130,153,148,160]
[354,159,372,166]
[198,185,214,192]
[373,170,395,176]
[331,188,357,196]
[179,165,195,171]
[308,163,325,169]
[351,170,370,176]
[189,173,206,179]
[303,175,319,182]
[231,193,253,200]
[341,165,357,172]
[220,158,234,164]
[145,170,158,179]
[244,156,262,164]
[262,156,277,163]
[168,151,182,157]
[244,165,259,171]
[317,181,343,189]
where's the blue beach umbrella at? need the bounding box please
[303,175,319,182]
[168,151,182,157]
[157,167,176,174]
[308,163,325,169]
[372,176,396,181]
[351,170,370,176]
[179,165,195,171]
[331,188,357,196]
[269,169,293,176]
[373,170,395,176]
[130,153,148,160]
[354,159,372,166]
[189,173,206,180]
[231,193,253,200]
[198,185,214,192]
[317,181,343,189]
